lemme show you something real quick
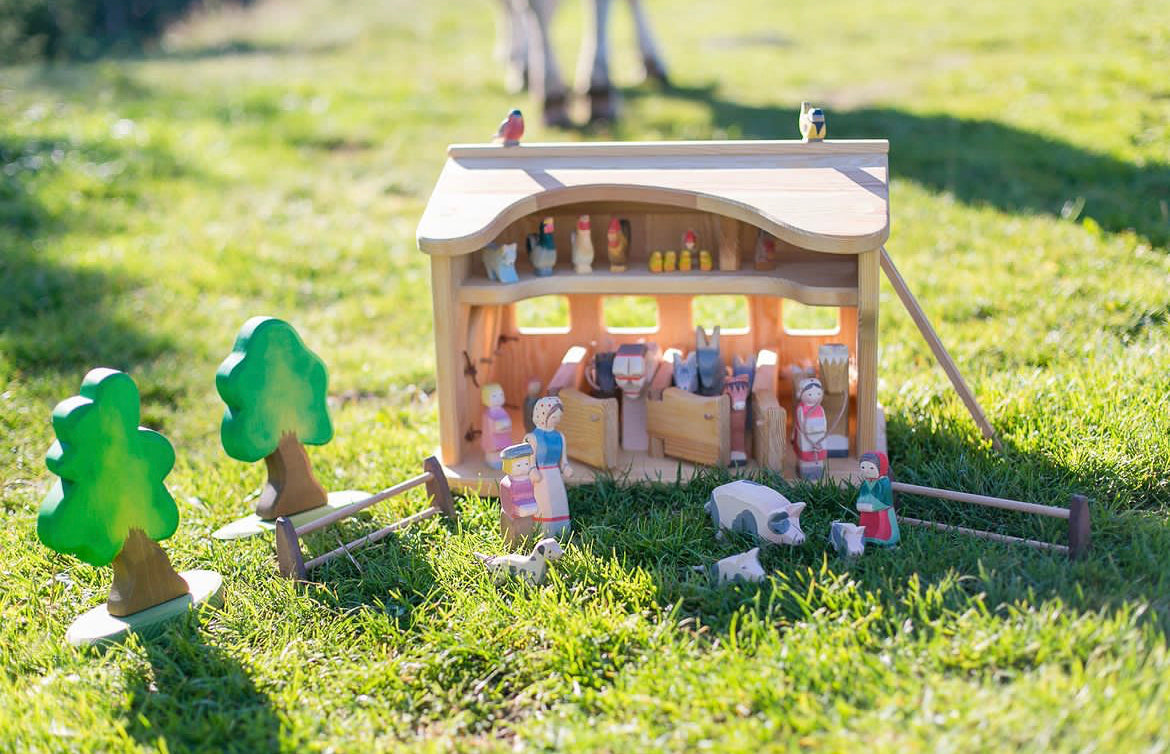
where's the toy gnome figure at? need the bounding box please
[480,383,512,470]
[525,396,573,538]
[856,451,899,546]
[793,377,827,480]
[498,443,539,545]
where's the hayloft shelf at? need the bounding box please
[459,266,858,308]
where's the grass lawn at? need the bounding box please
[2,0,1170,750]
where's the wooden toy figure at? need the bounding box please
[682,229,698,259]
[38,368,223,645]
[793,377,827,480]
[498,443,539,545]
[695,325,723,396]
[818,343,850,457]
[527,217,558,276]
[585,348,618,398]
[648,250,663,272]
[856,451,899,546]
[663,250,677,272]
[483,242,519,283]
[613,342,656,452]
[697,547,765,584]
[218,317,334,520]
[798,102,826,142]
[706,480,807,546]
[607,217,630,272]
[523,379,543,432]
[480,382,512,469]
[672,351,698,392]
[525,396,574,538]
[724,374,750,467]
[699,249,713,271]
[495,108,524,146]
[475,537,564,585]
[571,214,594,273]
[830,521,866,557]
[753,229,776,271]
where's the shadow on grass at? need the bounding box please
[0,135,177,380]
[126,630,281,753]
[622,83,1170,248]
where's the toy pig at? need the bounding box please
[480,383,512,469]
[830,521,866,557]
[697,547,765,584]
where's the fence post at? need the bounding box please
[1067,494,1090,561]
[275,516,307,580]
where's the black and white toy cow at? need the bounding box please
[705,480,807,547]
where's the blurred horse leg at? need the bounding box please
[575,0,617,123]
[628,0,669,85]
[497,0,530,93]
[524,0,572,127]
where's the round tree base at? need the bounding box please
[65,570,224,647]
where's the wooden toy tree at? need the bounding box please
[217,317,334,520]
[38,369,221,646]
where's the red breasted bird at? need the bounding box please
[495,109,525,146]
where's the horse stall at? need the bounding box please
[416,139,890,495]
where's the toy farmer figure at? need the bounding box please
[856,451,899,546]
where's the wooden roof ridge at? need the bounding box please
[417,139,890,256]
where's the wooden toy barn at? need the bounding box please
[417,138,992,495]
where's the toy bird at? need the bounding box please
[475,537,564,585]
[495,108,525,146]
[526,216,557,276]
[607,218,630,272]
[571,214,594,273]
[799,102,826,142]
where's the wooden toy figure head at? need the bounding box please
[859,451,889,481]
[532,396,564,430]
[724,374,750,411]
[797,377,824,408]
[482,382,506,409]
[673,351,698,392]
[501,443,534,478]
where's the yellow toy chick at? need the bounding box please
[649,251,663,273]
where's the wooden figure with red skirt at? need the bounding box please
[793,377,827,480]
[856,451,899,546]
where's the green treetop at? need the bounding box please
[216,316,333,463]
[38,369,179,567]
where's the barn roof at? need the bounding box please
[416,139,889,256]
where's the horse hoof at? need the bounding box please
[642,57,670,87]
[542,92,572,128]
[586,86,618,124]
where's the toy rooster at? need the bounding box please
[495,108,525,146]
[607,218,630,272]
[799,102,826,142]
[526,217,557,276]
[571,214,594,273]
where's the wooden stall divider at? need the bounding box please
[275,456,457,580]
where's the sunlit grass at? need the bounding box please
[1,0,1169,750]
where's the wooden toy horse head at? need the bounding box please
[672,351,698,392]
[695,326,723,396]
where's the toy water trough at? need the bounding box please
[274,457,456,580]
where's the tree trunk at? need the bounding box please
[108,528,188,617]
[255,431,328,520]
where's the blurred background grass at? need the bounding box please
[2,0,1169,751]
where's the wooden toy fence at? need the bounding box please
[894,482,1090,560]
[275,457,457,580]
